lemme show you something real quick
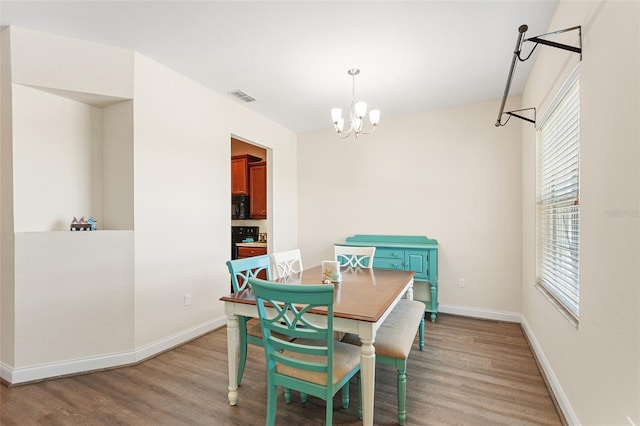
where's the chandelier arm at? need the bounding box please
[358,126,377,135]
[335,121,355,134]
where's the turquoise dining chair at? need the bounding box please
[249,277,362,426]
[226,255,282,386]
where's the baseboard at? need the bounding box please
[0,362,16,386]
[3,350,138,385]
[134,316,227,362]
[1,316,227,385]
[438,303,522,323]
[520,316,579,425]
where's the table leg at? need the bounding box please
[430,281,437,322]
[406,278,414,301]
[359,336,376,426]
[226,313,239,405]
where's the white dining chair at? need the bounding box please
[270,249,304,279]
[334,246,376,268]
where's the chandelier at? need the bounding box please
[330,68,380,139]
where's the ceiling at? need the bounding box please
[0,1,559,133]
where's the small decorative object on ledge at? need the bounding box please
[70,216,97,231]
[322,260,342,283]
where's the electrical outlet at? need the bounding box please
[184,293,192,306]
[458,278,465,288]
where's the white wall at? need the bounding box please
[521,1,640,424]
[12,84,103,231]
[14,231,135,367]
[102,100,134,231]
[10,27,133,99]
[0,27,137,382]
[0,26,16,369]
[132,54,228,347]
[1,27,298,382]
[298,98,523,317]
[132,53,298,348]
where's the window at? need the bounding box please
[536,68,580,321]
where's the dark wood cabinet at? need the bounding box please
[231,154,261,195]
[249,161,267,219]
[237,245,268,279]
[237,246,267,258]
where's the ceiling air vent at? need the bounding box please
[230,89,256,103]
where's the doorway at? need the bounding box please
[230,137,269,260]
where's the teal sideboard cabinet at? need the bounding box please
[336,235,439,322]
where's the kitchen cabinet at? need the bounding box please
[231,154,261,195]
[237,245,267,258]
[336,235,439,321]
[237,244,268,279]
[249,161,267,219]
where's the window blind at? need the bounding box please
[537,74,580,320]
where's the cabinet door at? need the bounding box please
[404,249,429,280]
[249,162,267,219]
[231,157,249,195]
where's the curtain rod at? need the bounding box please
[495,24,582,127]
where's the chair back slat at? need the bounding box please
[270,249,304,278]
[226,255,272,292]
[334,246,376,268]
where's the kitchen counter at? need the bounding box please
[235,242,267,248]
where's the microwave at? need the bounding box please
[232,195,250,220]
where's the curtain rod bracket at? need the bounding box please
[524,25,582,59]
[495,25,582,127]
[500,108,536,126]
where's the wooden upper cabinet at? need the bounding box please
[231,154,261,195]
[249,161,267,219]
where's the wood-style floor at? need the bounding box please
[0,314,562,425]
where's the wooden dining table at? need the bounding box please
[220,265,416,426]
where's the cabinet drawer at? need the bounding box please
[373,258,405,270]
[237,246,267,258]
[375,247,404,259]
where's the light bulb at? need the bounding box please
[331,108,342,123]
[369,109,380,125]
[353,117,362,131]
[337,117,345,131]
[355,101,367,118]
